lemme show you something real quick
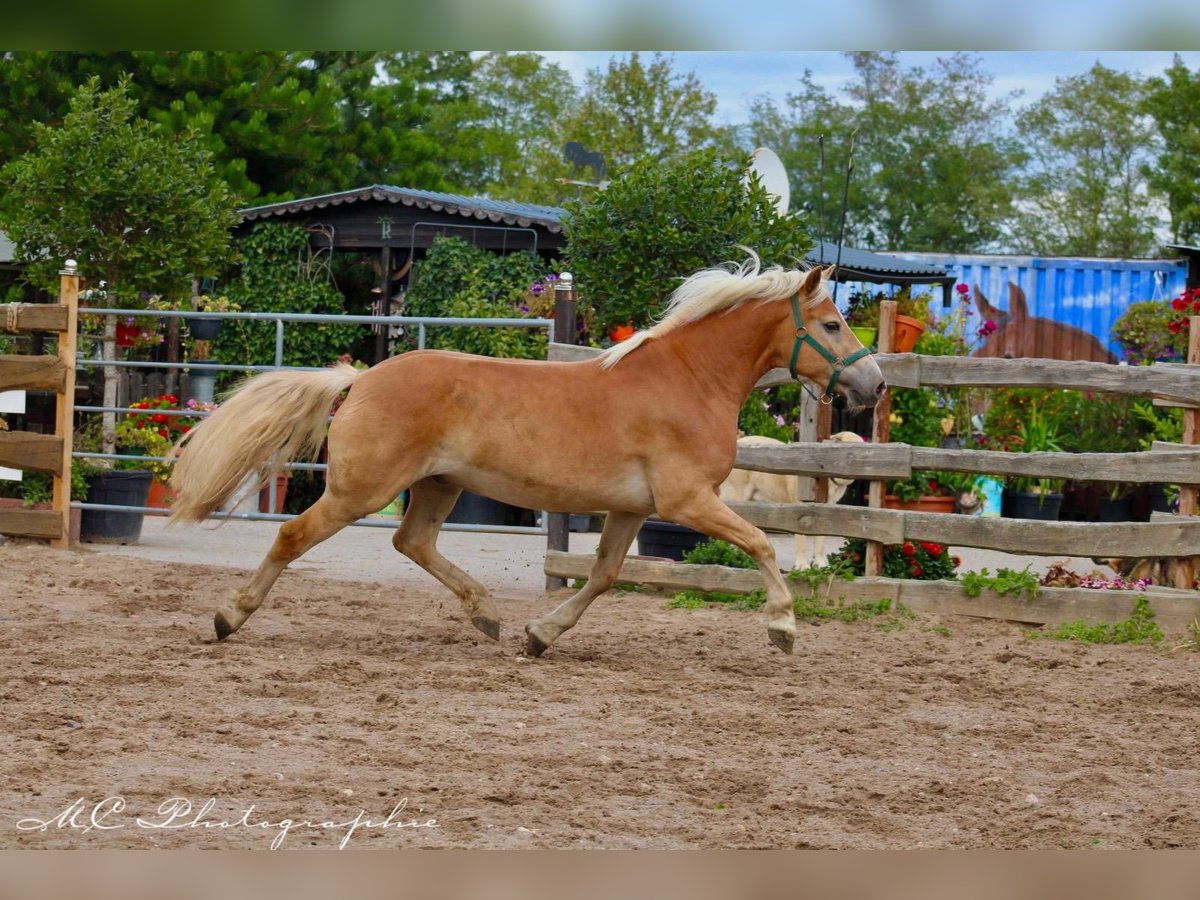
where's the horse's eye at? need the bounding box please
[823,321,841,333]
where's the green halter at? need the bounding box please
[787,292,873,405]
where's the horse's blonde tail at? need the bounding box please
[168,364,363,523]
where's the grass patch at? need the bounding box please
[1033,595,1163,646]
[960,566,1040,601]
[668,586,914,630]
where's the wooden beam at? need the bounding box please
[0,432,63,475]
[0,303,69,334]
[734,441,912,479]
[909,446,1200,485]
[725,500,905,545]
[543,552,1200,631]
[0,355,67,392]
[0,506,63,539]
[51,269,79,548]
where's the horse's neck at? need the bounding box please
[635,300,783,407]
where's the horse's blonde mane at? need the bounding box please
[600,253,823,369]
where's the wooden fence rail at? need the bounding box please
[545,314,1200,625]
[0,270,80,547]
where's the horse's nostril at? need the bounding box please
[875,381,886,396]
[1003,352,1014,359]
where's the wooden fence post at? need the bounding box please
[1175,315,1199,589]
[51,261,80,549]
[545,272,576,590]
[865,300,897,576]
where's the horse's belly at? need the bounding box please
[446,465,654,515]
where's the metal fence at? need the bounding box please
[73,307,556,534]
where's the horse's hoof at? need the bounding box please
[524,624,550,658]
[214,611,235,641]
[471,616,500,641]
[768,627,795,655]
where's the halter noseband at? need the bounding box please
[787,292,873,405]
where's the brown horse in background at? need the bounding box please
[973,282,1116,363]
[169,258,884,657]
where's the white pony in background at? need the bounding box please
[719,432,865,569]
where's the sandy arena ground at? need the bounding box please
[2,525,1200,849]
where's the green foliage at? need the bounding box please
[1013,63,1159,257]
[1056,392,1148,455]
[888,471,979,502]
[1038,595,1163,645]
[1142,54,1200,246]
[888,387,944,448]
[216,223,360,383]
[737,385,803,442]
[1131,401,1183,449]
[0,75,238,304]
[740,52,1022,253]
[980,388,1074,452]
[667,584,910,629]
[564,147,811,335]
[401,235,554,358]
[0,52,472,203]
[1112,299,1191,364]
[831,538,960,580]
[681,538,757,569]
[566,52,723,177]
[960,566,1040,600]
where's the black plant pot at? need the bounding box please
[1001,490,1063,521]
[186,317,222,341]
[445,491,511,526]
[1095,495,1133,522]
[80,469,152,544]
[637,520,708,561]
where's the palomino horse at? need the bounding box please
[169,258,884,655]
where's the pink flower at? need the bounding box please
[955,282,970,295]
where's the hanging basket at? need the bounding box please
[892,315,926,353]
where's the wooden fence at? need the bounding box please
[0,263,80,547]
[544,304,1200,630]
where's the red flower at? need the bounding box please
[158,429,169,438]
[921,542,942,556]
[152,413,168,423]
[911,565,923,577]
[952,555,962,567]
[1173,297,1188,310]
[1169,320,1183,334]
[901,542,916,557]
[928,481,939,493]
[955,282,970,295]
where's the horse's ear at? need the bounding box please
[1008,282,1028,321]
[973,285,998,318]
[822,265,837,282]
[801,265,824,296]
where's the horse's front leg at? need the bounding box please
[525,511,645,656]
[657,492,796,654]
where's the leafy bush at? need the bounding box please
[681,538,756,569]
[830,537,960,580]
[402,235,556,358]
[216,222,361,386]
[889,386,944,448]
[564,148,811,335]
[737,384,803,442]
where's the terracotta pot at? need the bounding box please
[882,494,957,513]
[258,473,291,514]
[608,322,636,343]
[146,480,178,509]
[892,314,926,353]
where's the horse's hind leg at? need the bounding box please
[524,511,645,656]
[393,477,500,641]
[214,493,366,640]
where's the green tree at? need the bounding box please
[1143,54,1200,246]
[564,148,811,335]
[0,51,474,203]
[743,52,1022,253]
[564,52,724,177]
[1013,62,1160,257]
[428,52,580,205]
[0,75,239,450]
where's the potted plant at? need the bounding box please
[185,294,240,342]
[884,470,980,513]
[997,401,1065,520]
[844,288,881,347]
[1111,292,1195,365]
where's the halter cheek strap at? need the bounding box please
[788,292,873,404]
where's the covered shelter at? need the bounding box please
[804,240,956,305]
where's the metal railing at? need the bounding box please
[72,307,556,534]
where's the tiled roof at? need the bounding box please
[239,185,567,233]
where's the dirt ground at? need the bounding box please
[2,538,1200,850]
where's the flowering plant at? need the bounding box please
[519,274,594,341]
[831,537,961,580]
[887,470,980,502]
[1112,295,1192,364]
[125,394,215,441]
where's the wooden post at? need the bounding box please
[545,272,577,590]
[865,299,897,576]
[1175,315,1199,589]
[51,260,79,549]
[374,245,392,364]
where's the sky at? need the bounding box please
[537,51,1200,126]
